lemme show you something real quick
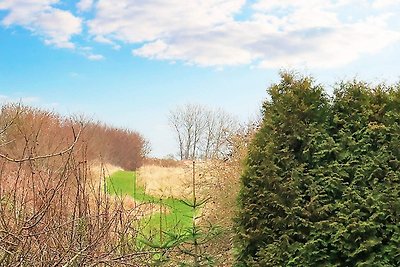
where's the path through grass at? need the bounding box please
[107,170,194,244]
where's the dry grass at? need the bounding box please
[136,161,217,199]
[137,164,192,198]
[143,158,184,168]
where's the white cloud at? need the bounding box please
[252,4,400,68]
[88,0,245,43]
[75,46,105,61]
[132,24,260,66]
[372,0,400,9]
[93,35,121,50]
[37,9,82,49]
[86,53,105,61]
[1,0,399,68]
[0,0,82,49]
[87,0,400,68]
[77,0,94,12]
[93,35,113,44]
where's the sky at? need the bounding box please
[0,0,400,157]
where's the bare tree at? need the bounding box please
[169,104,204,160]
[169,104,237,160]
[202,108,236,159]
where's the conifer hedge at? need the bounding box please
[236,73,400,266]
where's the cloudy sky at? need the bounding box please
[1,0,400,157]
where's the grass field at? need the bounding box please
[106,170,194,244]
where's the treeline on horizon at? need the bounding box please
[0,104,149,170]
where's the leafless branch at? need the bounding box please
[0,125,83,163]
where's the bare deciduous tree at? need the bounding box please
[169,104,237,160]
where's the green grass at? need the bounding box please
[106,170,194,244]
[106,170,153,201]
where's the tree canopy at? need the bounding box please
[236,73,400,266]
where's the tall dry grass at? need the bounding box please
[137,160,218,200]
[137,165,191,198]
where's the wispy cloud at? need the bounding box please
[372,0,399,9]
[76,0,94,12]
[77,46,105,61]
[0,0,82,49]
[69,72,79,77]
[86,53,105,61]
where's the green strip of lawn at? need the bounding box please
[106,170,194,244]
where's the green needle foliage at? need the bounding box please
[235,72,400,266]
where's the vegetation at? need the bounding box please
[169,103,237,160]
[236,72,400,266]
[0,105,152,266]
[3,72,400,266]
[0,104,149,170]
[107,170,194,238]
[106,166,224,266]
[192,123,257,266]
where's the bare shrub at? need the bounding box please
[195,123,258,266]
[0,104,154,266]
[82,121,150,171]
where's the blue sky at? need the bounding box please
[1,0,400,157]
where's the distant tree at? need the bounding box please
[169,103,236,160]
[82,122,150,170]
[236,72,400,266]
[169,104,204,160]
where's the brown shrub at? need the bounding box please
[0,104,154,266]
[196,124,258,266]
[0,104,149,171]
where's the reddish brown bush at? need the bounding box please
[0,104,153,266]
[83,122,150,170]
[0,104,149,170]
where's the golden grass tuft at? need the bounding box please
[137,160,218,200]
[137,164,193,198]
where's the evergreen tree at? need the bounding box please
[235,73,400,266]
